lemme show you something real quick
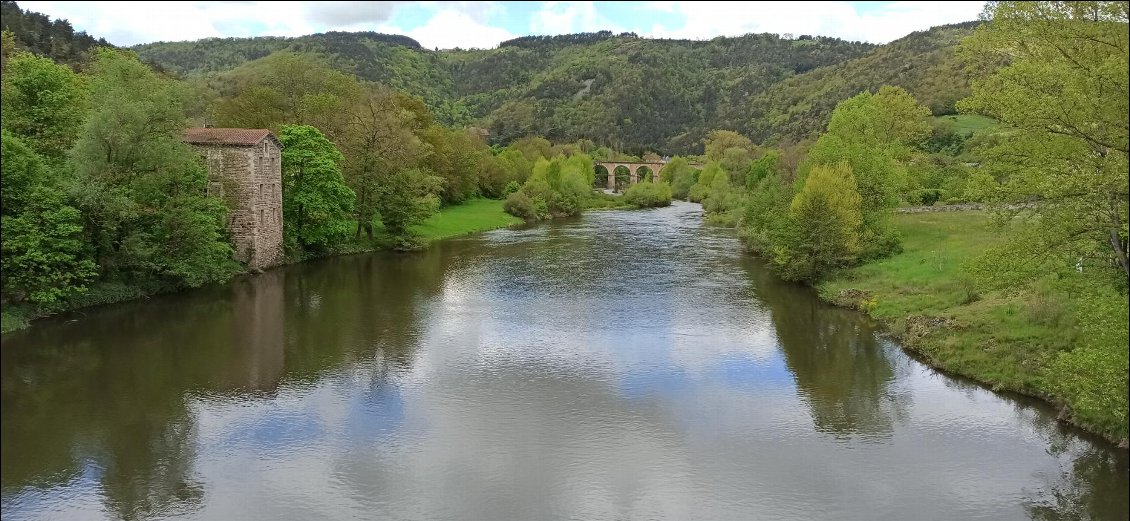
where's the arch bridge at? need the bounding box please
[593,161,702,190]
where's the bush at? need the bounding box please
[1046,280,1129,440]
[503,191,548,221]
[503,180,521,196]
[622,182,673,208]
[906,188,944,206]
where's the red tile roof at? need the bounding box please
[182,128,276,146]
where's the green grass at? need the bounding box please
[819,211,1127,442]
[412,198,522,241]
[934,114,1000,136]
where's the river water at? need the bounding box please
[1,202,1126,520]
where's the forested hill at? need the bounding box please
[132,19,972,154]
[0,0,112,66]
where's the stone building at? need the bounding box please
[183,128,284,269]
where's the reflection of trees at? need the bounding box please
[1019,405,1130,521]
[1026,445,1129,521]
[0,249,449,517]
[745,259,907,440]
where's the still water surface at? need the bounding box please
[2,202,1127,520]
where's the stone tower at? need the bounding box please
[183,128,284,270]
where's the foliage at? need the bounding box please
[211,51,363,138]
[703,165,741,216]
[372,168,442,249]
[659,156,699,200]
[70,49,237,289]
[278,124,356,255]
[1048,279,1129,438]
[687,162,723,203]
[503,190,548,221]
[958,0,1130,283]
[746,150,779,187]
[0,1,112,66]
[0,130,95,305]
[805,86,930,258]
[772,163,864,281]
[338,85,433,238]
[136,28,883,154]
[0,51,86,160]
[622,181,673,208]
[739,170,793,255]
[505,154,593,220]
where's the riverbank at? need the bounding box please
[817,211,1129,446]
[0,198,520,334]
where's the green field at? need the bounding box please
[934,114,1000,136]
[819,212,1127,441]
[412,198,522,241]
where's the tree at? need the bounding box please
[278,124,356,255]
[773,162,864,282]
[659,156,698,200]
[373,168,442,249]
[70,49,237,289]
[805,86,931,257]
[0,51,86,161]
[506,154,593,219]
[704,129,755,162]
[688,162,723,203]
[0,130,95,305]
[703,166,736,215]
[339,86,432,239]
[720,146,754,187]
[959,1,1130,282]
[747,150,780,187]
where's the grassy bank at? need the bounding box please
[1,199,520,335]
[412,198,522,241]
[819,211,1128,444]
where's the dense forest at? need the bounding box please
[126,22,986,153]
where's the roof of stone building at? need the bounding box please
[182,128,280,147]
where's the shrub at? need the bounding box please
[622,182,673,208]
[503,191,547,221]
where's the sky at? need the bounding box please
[20,1,988,50]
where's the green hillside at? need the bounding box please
[127,22,978,154]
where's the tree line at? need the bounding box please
[0,42,572,323]
[645,1,1127,439]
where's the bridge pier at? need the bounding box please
[607,167,616,191]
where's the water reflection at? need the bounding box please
[746,262,909,441]
[1,202,1126,520]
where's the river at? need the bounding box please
[1,202,1126,520]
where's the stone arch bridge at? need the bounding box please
[593,161,703,190]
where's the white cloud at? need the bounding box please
[644,1,985,44]
[17,1,985,49]
[378,9,517,50]
[530,1,624,36]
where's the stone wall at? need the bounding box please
[197,141,284,269]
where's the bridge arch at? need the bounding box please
[593,164,610,188]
